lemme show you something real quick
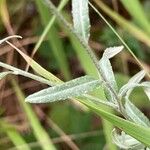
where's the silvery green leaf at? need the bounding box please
[119,83,139,97]
[112,129,145,150]
[99,54,118,103]
[98,46,124,103]
[72,0,90,43]
[125,99,150,127]
[119,70,145,98]
[99,58,116,102]
[26,76,101,103]
[127,70,145,84]
[82,94,118,109]
[119,81,150,98]
[103,46,124,59]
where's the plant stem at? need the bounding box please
[83,94,118,110]
[26,0,69,71]
[43,0,125,115]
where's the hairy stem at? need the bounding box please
[43,0,125,115]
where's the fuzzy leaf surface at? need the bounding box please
[26,76,101,103]
[99,46,123,102]
[119,70,145,97]
[72,0,90,43]
[125,99,150,127]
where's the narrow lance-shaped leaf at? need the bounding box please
[99,46,123,102]
[79,98,150,146]
[26,75,101,103]
[118,81,150,99]
[125,99,150,127]
[72,0,90,43]
[103,46,124,59]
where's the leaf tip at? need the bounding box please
[25,98,31,103]
[104,45,124,59]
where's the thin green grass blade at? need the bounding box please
[93,0,150,48]
[120,0,150,35]
[69,34,98,77]
[90,1,150,78]
[31,0,68,58]
[6,41,61,84]
[12,79,56,150]
[0,121,31,150]
[79,99,150,147]
[35,0,71,80]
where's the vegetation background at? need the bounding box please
[0,0,150,149]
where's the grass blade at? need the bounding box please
[12,79,56,150]
[35,0,71,80]
[30,0,68,61]
[120,0,150,35]
[80,99,150,147]
[6,41,61,84]
[0,121,31,150]
[93,0,150,48]
[69,34,98,77]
